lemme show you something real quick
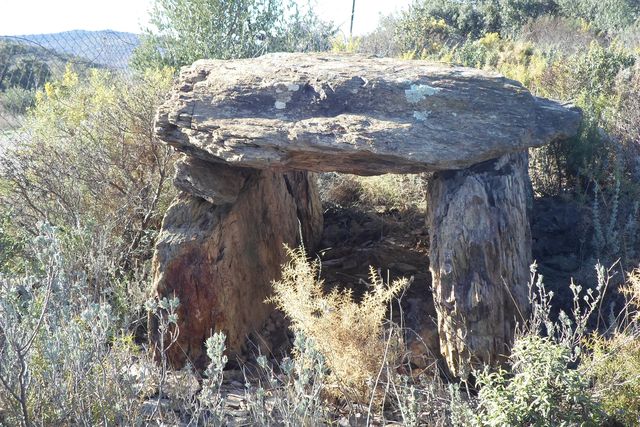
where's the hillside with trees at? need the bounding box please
[0,30,136,128]
[4,30,140,69]
[0,0,639,426]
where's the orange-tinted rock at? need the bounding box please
[150,169,322,368]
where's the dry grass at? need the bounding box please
[621,266,640,323]
[268,246,410,403]
[319,172,427,213]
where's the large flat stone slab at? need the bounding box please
[156,53,580,175]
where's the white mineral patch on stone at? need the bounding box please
[405,84,441,103]
[274,101,287,109]
[413,110,431,121]
[287,83,300,91]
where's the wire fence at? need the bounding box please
[0,30,139,149]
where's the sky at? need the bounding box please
[0,0,413,37]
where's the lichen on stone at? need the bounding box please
[413,110,431,121]
[405,84,441,103]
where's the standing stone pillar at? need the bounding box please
[150,158,322,369]
[427,151,532,378]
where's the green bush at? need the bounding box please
[588,332,640,425]
[558,0,640,32]
[132,0,334,69]
[586,269,640,425]
[449,264,618,426]
[469,336,605,426]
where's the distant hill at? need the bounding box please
[0,38,75,92]
[0,30,140,70]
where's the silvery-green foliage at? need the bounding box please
[387,369,452,426]
[393,375,421,426]
[449,384,478,427]
[468,335,605,427]
[592,180,622,262]
[0,224,148,426]
[204,332,228,385]
[451,263,613,427]
[197,332,228,423]
[592,178,640,266]
[246,332,328,426]
[145,295,181,422]
[623,201,639,262]
[527,261,609,357]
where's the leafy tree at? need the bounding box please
[557,0,640,31]
[0,42,52,91]
[498,0,559,34]
[468,336,606,426]
[131,0,335,70]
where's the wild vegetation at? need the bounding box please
[1,0,639,425]
[131,0,335,70]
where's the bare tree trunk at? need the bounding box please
[426,151,532,378]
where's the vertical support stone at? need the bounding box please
[150,166,322,369]
[426,151,532,378]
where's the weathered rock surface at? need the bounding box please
[427,152,532,377]
[150,169,322,368]
[156,53,580,175]
[173,157,252,205]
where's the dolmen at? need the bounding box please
[151,53,581,377]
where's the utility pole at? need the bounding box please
[350,0,356,38]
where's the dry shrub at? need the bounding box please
[317,173,364,207]
[0,67,175,279]
[621,266,640,322]
[318,172,427,213]
[269,246,409,402]
[356,174,427,212]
